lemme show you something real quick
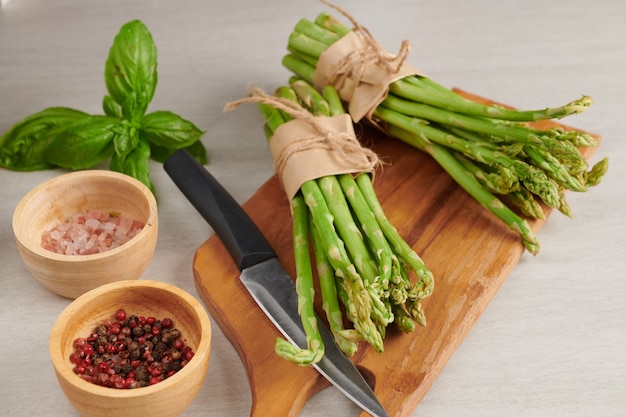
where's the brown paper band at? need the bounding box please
[270,114,377,201]
[313,3,426,124]
[225,87,380,202]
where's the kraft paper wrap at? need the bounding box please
[269,114,375,201]
[313,30,426,124]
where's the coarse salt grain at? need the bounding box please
[42,209,144,255]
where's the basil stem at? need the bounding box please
[110,138,154,193]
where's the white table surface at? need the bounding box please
[1,1,624,416]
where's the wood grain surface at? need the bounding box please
[192,90,599,417]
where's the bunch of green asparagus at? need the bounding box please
[281,11,608,255]
[241,80,433,364]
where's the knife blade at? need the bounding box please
[164,149,389,417]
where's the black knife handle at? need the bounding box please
[164,149,276,271]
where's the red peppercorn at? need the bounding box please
[85,365,96,376]
[73,337,86,348]
[115,309,126,322]
[127,317,138,329]
[146,316,156,325]
[123,377,135,389]
[98,373,109,386]
[108,322,121,335]
[161,317,173,328]
[174,338,185,350]
[82,344,94,356]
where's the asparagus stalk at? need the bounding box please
[300,178,384,352]
[240,79,436,360]
[279,11,608,253]
[259,83,385,353]
[274,194,325,365]
[310,218,361,355]
[383,122,540,255]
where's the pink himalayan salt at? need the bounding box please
[42,209,144,255]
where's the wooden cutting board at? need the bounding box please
[192,90,599,417]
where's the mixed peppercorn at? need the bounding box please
[70,309,195,389]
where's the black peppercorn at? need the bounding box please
[135,365,149,382]
[95,324,107,336]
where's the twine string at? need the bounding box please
[225,86,380,180]
[320,0,411,97]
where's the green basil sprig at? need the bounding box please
[0,20,207,193]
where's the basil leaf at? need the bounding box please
[150,139,208,164]
[141,110,204,149]
[110,138,154,192]
[183,139,209,164]
[104,20,157,120]
[103,95,123,119]
[0,107,89,171]
[113,124,139,157]
[146,143,172,164]
[45,116,120,169]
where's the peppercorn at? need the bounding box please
[134,365,149,382]
[122,363,134,375]
[154,341,167,356]
[95,324,108,336]
[115,309,126,322]
[127,315,139,329]
[171,361,182,372]
[69,309,194,389]
[161,328,181,344]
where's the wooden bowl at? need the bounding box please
[49,280,212,417]
[12,170,158,299]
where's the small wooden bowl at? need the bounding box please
[49,280,212,417]
[12,170,158,299]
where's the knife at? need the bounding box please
[164,149,390,417]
